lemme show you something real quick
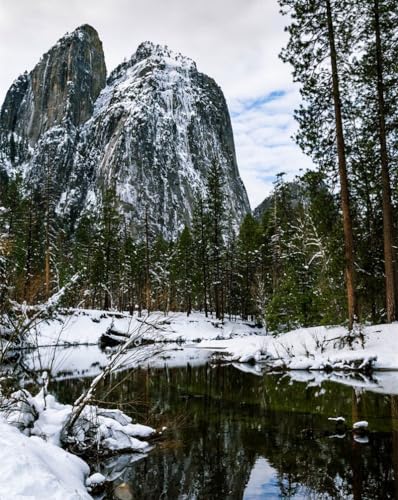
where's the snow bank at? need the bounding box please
[0,418,90,499]
[24,308,398,373]
[4,389,156,455]
[23,309,263,379]
[0,386,157,498]
[200,323,398,372]
[29,309,264,346]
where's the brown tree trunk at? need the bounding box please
[374,0,396,322]
[326,0,357,329]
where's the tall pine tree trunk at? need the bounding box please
[326,0,357,329]
[374,0,396,322]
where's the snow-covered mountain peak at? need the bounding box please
[108,41,196,86]
[1,27,249,238]
[134,41,196,69]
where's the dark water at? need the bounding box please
[51,365,398,499]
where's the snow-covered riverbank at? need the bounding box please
[201,323,398,371]
[27,309,398,373]
[30,309,264,346]
[0,418,91,499]
[0,387,156,499]
[4,309,398,498]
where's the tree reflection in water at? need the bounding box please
[52,364,398,499]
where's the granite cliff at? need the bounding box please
[0,25,249,236]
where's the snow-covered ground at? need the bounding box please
[0,418,91,499]
[30,309,264,346]
[201,323,398,371]
[0,387,156,499]
[27,309,398,373]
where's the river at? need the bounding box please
[47,359,398,499]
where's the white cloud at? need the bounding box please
[231,89,313,208]
[0,0,313,208]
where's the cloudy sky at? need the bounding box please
[0,0,313,208]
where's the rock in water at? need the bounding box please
[0,28,249,236]
[353,420,368,430]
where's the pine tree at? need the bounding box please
[151,234,172,314]
[238,214,261,320]
[0,203,9,313]
[206,161,226,320]
[92,187,122,310]
[279,0,357,328]
[174,226,194,315]
[350,0,398,322]
[192,193,210,316]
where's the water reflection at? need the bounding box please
[49,364,398,499]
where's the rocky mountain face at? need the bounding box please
[0,25,249,237]
[253,196,273,220]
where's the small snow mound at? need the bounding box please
[86,472,106,487]
[354,435,369,444]
[353,420,368,430]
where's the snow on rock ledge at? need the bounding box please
[66,406,156,454]
[3,389,156,456]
